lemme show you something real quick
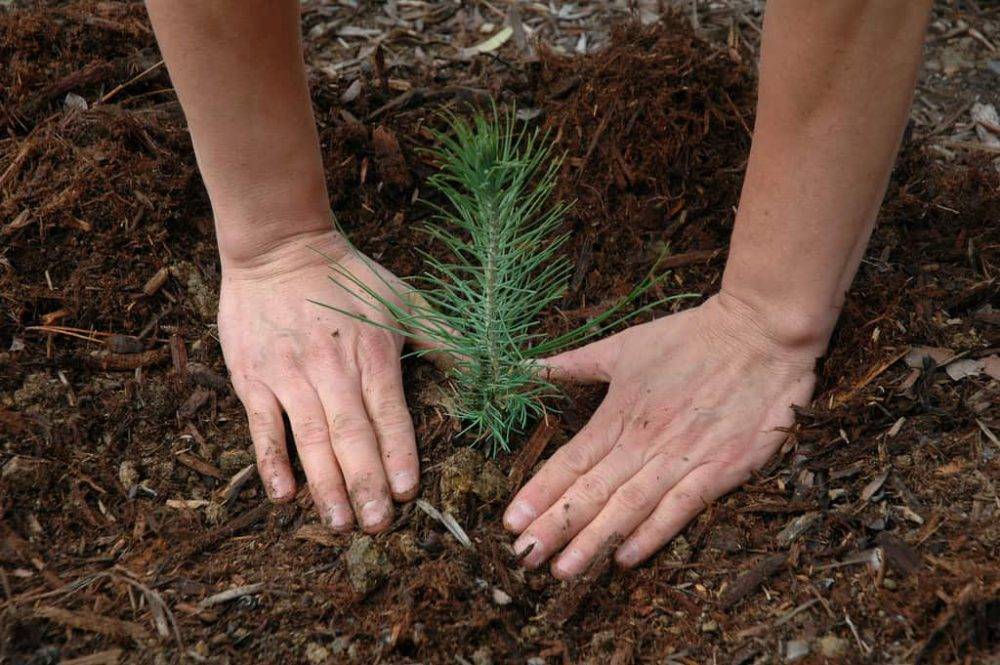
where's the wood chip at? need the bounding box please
[104,334,145,354]
[860,468,890,503]
[174,450,225,480]
[176,386,212,420]
[776,512,821,547]
[944,358,984,381]
[874,533,921,577]
[509,419,557,492]
[720,554,787,608]
[294,523,342,547]
[904,346,955,368]
[142,266,169,296]
[186,362,230,391]
[34,606,150,642]
[218,464,256,504]
[544,535,621,624]
[59,649,123,665]
[460,25,513,58]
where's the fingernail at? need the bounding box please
[554,547,586,578]
[327,504,353,532]
[391,470,417,496]
[360,500,388,529]
[616,540,640,567]
[513,534,541,567]
[504,501,536,532]
[269,476,293,502]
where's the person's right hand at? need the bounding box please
[217,229,418,533]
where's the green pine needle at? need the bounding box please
[315,108,696,456]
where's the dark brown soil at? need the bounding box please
[2,4,998,664]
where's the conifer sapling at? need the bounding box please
[315,109,694,456]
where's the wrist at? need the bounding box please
[709,287,835,361]
[207,157,334,268]
[218,217,350,277]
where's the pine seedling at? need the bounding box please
[316,109,694,456]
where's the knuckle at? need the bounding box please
[372,398,412,428]
[573,474,612,506]
[273,335,303,366]
[294,418,329,450]
[329,411,371,440]
[615,483,653,512]
[356,333,395,370]
[246,407,276,435]
[556,443,593,476]
[705,459,747,487]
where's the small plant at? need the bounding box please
[317,109,692,456]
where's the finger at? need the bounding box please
[313,367,394,533]
[357,338,419,501]
[402,290,456,372]
[239,384,296,502]
[275,384,354,532]
[503,398,624,534]
[541,332,624,383]
[513,436,651,569]
[615,462,744,568]
[550,451,691,578]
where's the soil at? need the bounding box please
[2,3,999,664]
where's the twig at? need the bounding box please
[415,499,472,548]
[844,611,871,655]
[95,59,165,106]
[197,583,265,609]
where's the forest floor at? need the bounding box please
[1,1,998,664]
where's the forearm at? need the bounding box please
[145,0,330,266]
[721,0,931,354]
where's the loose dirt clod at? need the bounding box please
[345,534,391,595]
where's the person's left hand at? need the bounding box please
[502,292,820,578]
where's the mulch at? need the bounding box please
[1,3,998,664]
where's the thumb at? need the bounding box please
[401,290,457,372]
[542,332,623,384]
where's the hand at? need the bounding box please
[503,292,820,577]
[218,229,418,533]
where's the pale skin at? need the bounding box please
[145,1,932,574]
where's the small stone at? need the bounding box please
[785,639,809,662]
[701,620,718,633]
[304,641,330,664]
[817,635,849,658]
[118,460,140,492]
[471,646,493,665]
[526,658,546,665]
[63,92,88,111]
[218,448,253,475]
[345,535,391,595]
[491,587,512,606]
[882,578,898,590]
